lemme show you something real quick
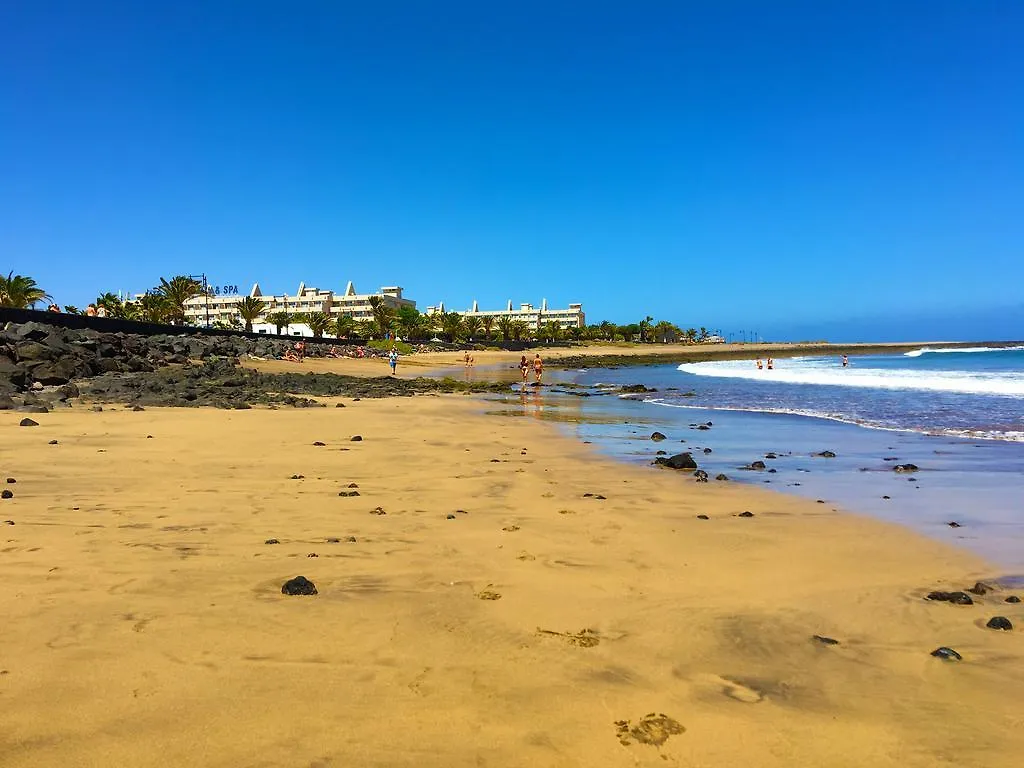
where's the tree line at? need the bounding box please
[2,272,715,344]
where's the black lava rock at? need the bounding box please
[48,439,58,445]
[281,576,317,596]
[693,470,709,482]
[338,490,360,497]
[650,431,667,441]
[765,453,777,459]
[265,538,280,544]
[5,478,14,484]
[738,511,754,518]
[816,451,837,458]
[1005,596,1021,603]
[930,647,962,661]
[19,418,39,427]
[749,460,766,470]
[446,514,456,519]
[812,635,839,645]
[696,514,709,520]
[350,435,363,442]
[1,490,12,499]
[967,581,993,596]
[926,591,974,605]
[893,463,919,473]
[312,441,326,446]
[985,616,1013,631]
[654,452,697,470]
[715,474,729,481]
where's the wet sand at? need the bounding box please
[2,398,1022,767]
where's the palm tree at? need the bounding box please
[265,311,292,335]
[395,306,422,340]
[510,320,530,341]
[137,293,171,323]
[496,315,514,342]
[355,319,376,339]
[439,311,464,342]
[480,316,495,341]
[234,296,267,333]
[462,316,482,341]
[63,305,81,315]
[94,292,125,318]
[698,326,709,342]
[331,314,356,339]
[598,320,615,340]
[0,273,51,308]
[306,311,332,338]
[541,321,561,342]
[156,276,202,324]
[653,320,676,343]
[639,315,654,343]
[367,296,395,339]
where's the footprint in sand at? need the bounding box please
[614,713,685,747]
[718,676,765,703]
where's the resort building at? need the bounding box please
[183,281,416,333]
[423,299,585,330]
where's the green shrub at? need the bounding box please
[367,339,413,355]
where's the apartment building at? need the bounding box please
[183,281,415,329]
[424,298,585,330]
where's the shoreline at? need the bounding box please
[241,339,1024,379]
[3,395,1022,766]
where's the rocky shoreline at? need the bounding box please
[1,320,509,411]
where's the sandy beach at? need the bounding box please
[2,394,1022,767]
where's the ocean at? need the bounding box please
[497,346,1024,571]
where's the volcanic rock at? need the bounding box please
[650,431,667,441]
[654,452,697,470]
[985,616,1013,630]
[281,576,317,596]
[893,463,919,473]
[930,647,962,661]
[19,418,39,427]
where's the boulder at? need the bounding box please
[985,616,1013,631]
[654,452,697,470]
[816,450,837,458]
[693,470,708,482]
[19,418,39,427]
[930,647,962,661]
[650,431,667,441]
[893,463,919,473]
[749,460,766,470]
[281,576,317,595]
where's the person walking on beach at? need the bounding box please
[388,348,398,375]
[842,354,849,368]
[766,357,774,370]
[756,358,763,370]
[519,355,529,384]
[533,353,544,384]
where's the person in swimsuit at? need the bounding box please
[842,354,849,368]
[756,358,763,370]
[766,357,774,370]
[520,355,529,383]
[533,353,543,384]
[388,348,398,375]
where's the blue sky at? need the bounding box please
[2,1,1022,341]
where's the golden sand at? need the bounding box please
[2,397,1021,767]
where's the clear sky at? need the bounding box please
[2,1,1022,341]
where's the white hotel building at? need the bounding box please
[424,298,585,330]
[183,281,415,334]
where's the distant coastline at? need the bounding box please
[545,339,1024,369]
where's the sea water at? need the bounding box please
[519,347,1024,571]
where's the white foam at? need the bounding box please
[904,345,1024,357]
[643,398,1024,442]
[675,359,1024,397]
